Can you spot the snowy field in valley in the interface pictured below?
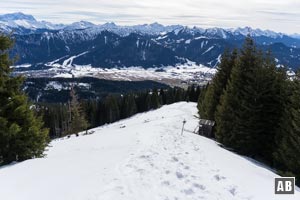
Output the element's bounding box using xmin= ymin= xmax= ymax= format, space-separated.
xmin=13 ymin=61 xmax=216 ymax=86
xmin=0 ymin=102 xmax=299 ymax=200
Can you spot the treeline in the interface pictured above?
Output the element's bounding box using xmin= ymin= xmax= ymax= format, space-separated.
xmin=39 ymin=85 xmax=202 ymax=139
xmin=198 ymin=37 xmax=300 ymax=186
xmin=23 ymin=77 xmax=170 ymax=103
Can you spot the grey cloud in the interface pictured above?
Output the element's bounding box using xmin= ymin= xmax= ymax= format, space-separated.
xmin=258 ymin=10 xmax=300 ymax=17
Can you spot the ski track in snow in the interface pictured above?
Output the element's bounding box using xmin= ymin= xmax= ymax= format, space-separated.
xmin=62 ymin=51 xmax=88 ymax=67
xmin=0 ymin=102 xmax=299 ymax=200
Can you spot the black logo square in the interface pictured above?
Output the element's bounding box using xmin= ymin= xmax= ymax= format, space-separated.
xmin=275 ymin=177 xmax=295 ymax=194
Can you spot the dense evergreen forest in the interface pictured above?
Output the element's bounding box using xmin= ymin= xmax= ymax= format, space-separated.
xmin=23 ymin=77 xmax=170 ymax=103
xmin=198 ymin=36 xmax=300 ymax=186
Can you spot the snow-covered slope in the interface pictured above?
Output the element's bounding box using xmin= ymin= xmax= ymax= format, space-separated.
xmin=0 ymin=102 xmax=299 ymax=200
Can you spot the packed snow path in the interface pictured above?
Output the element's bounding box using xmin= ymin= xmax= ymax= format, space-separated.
xmin=0 ymin=102 xmax=299 ymax=200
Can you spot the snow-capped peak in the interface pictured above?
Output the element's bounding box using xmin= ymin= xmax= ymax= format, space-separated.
xmin=0 ymin=12 xmax=63 ymax=30
xmin=290 ymin=33 xmax=300 ymax=39
xmin=233 ymin=26 xmax=283 ymax=38
xmin=64 ymin=21 xmax=96 ymax=30
xmin=0 ymin=12 xmax=291 ymax=40
xmin=0 ymin=12 xmax=36 ymax=21
xmin=205 ymin=27 xmax=229 ymax=39
xmin=148 ymin=22 xmax=165 ymax=29
xmin=102 ymin=22 xmax=118 ymax=28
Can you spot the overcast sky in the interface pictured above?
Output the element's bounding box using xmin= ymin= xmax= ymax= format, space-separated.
xmin=1 ymin=0 xmax=300 ymax=34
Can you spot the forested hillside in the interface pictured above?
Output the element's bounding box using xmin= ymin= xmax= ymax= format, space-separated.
xmin=198 ymin=36 xmax=300 ymax=186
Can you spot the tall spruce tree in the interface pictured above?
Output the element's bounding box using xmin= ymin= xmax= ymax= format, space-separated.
xmin=159 ymin=88 xmax=167 ymax=105
xmin=274 ymin=75 xmax=300 ymax=185
xmin=104 ymin=95 xmax=120 ymax=123
xmin=121 ymin=94 xmax=138 ymax=119
xmin=65 ymin=86 xmax=88 ymax=135
xmin=215 ymin=37 xmax=285 ymax=161
xmin=198 ymin=49 xmax=237 ymax=121
xmin=150 ymin=89 xmax=161 ymax=109
xmin=0 ymin=35 xmax=49 ymax=164
xmin=84 ymin=100 xmax=98 ymax=128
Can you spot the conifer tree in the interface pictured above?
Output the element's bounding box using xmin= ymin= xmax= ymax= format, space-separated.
xmin=174 ymin=87 xmax=184 ymax=102
xmin=104 ymin=95 xmax=120 ymax=123
xmin=198 ymin=49 xmax=237 ymax=121
xmin=0 ymin=35 xmax=49 ymax=164
xmin=121 ymin=94 xmax=138 ymax=118
xmin=165 ymin=88 xmax=175 ymax=104
xmin=159 ymin=88 xmax=167 ymax=105
xmin=150 ymin=89 xmax=161 ymax=109
xmin=197 ymin=83 xmax=209 ymax=116
xmin=135 ymin=91 xmax=148 ymax=112
xmin=84 ymin=100 xmax=98 ymax=128
xmin=145 ymin=92 xmax=152 ymax=110
xmin=195 ymin=86 xmax=201 ymax=99
xmin=215 ymin=37 xmax=285 ymax=160
xmin=65 ymin=86 xmax=88 ymax=135
xmin=274 ymin=75 xmax=300 ymax=185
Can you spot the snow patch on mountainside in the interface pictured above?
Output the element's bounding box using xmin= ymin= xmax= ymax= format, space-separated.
xmin=62 ymin=51 xmax=89 ymax=67
xmin=45 ymin=81 xmax=63 ymax=91
xmin=202 ymin=46 xmax=214 ymax=55
xmin=0 ymin=102 xmax=299 ymax=200
xmin=11 ymin=64 xmax=32 ymax=69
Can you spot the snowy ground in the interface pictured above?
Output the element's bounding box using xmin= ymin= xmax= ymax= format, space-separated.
xmin=0 ymin=102 xmax=299 ymax=200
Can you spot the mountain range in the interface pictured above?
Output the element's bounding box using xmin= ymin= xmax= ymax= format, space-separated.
xmin=1 ymin=12 xmax=300 ymax=73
